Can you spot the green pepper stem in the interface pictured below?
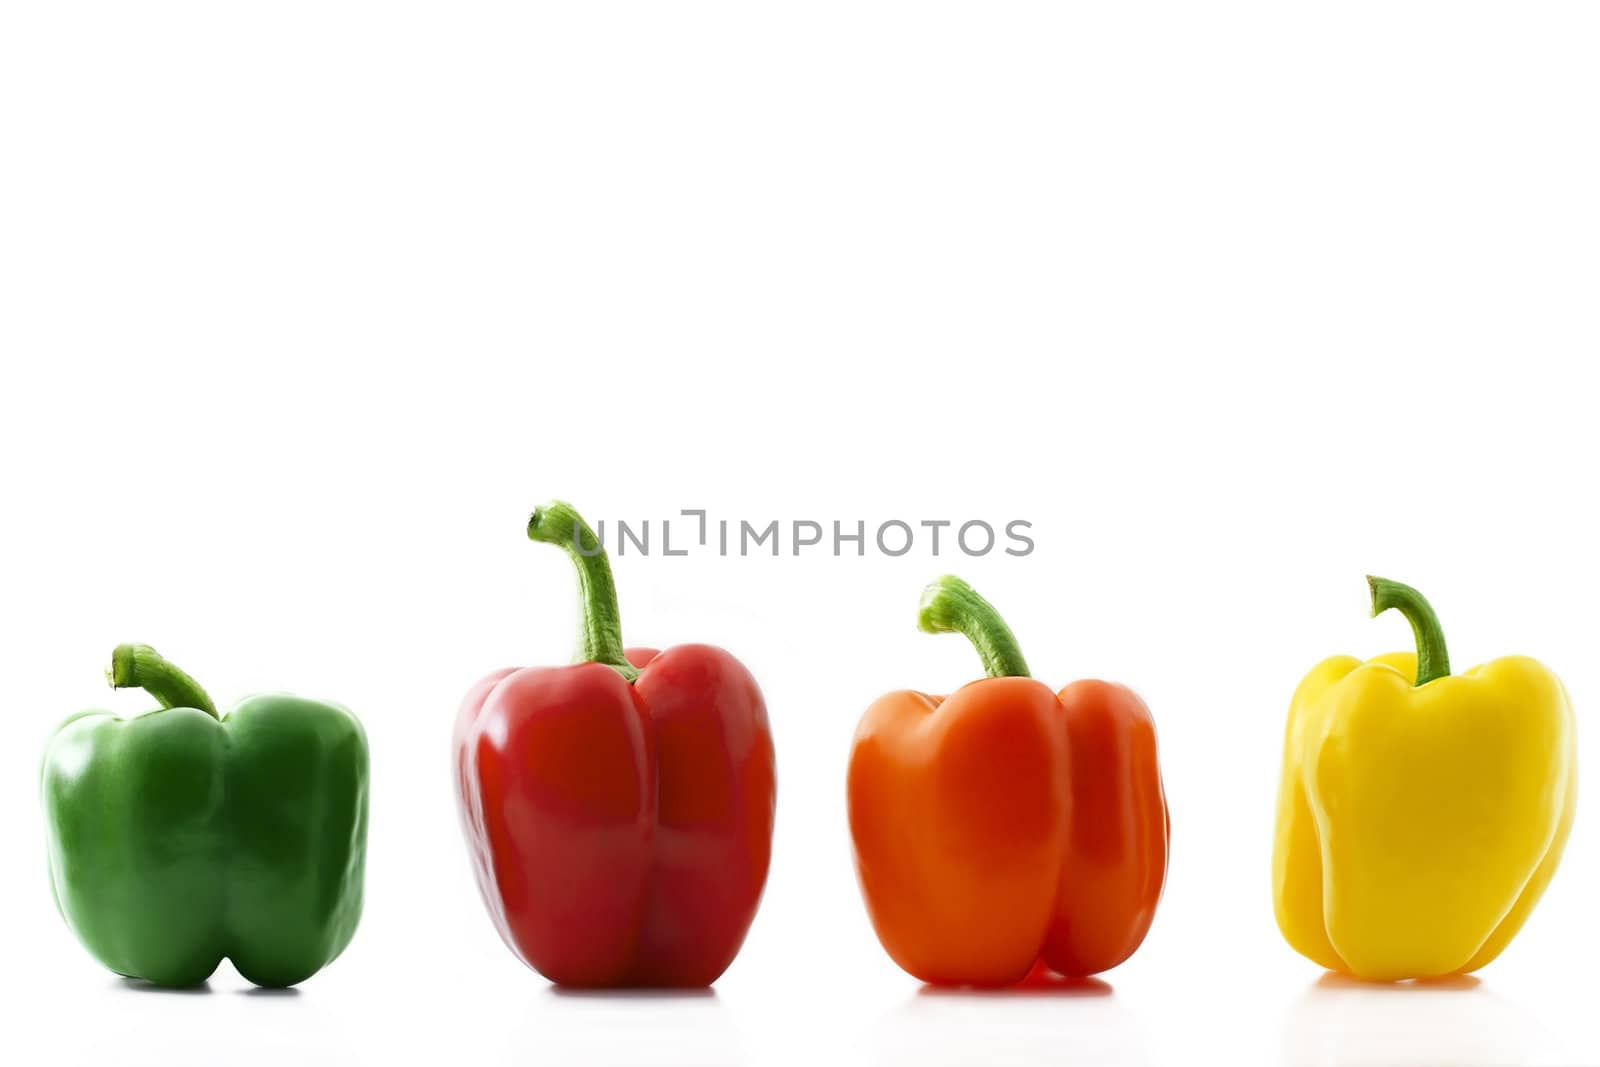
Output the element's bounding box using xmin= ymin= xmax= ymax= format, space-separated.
xmin=108 ymin=644 xmax=219 ymax=718
xmin=1367 ymin=575 xmax=1451 ymax=686
xmin=528 ymin=501 xmax=639 ymax=683
xmin=917 ymin=575 xmax=1031 ymax=678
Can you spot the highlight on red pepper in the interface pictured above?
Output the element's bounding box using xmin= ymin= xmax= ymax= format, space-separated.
xmin=848 ymin=576 xmax=1169 ymax=987
xmin=454 ymin=500 xmax=776 ymax=988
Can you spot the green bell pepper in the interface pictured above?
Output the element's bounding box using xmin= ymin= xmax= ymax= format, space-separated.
xmin=41 ymin=644 xmax=369 ymax=988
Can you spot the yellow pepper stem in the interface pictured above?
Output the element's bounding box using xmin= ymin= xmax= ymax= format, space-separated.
xmin=1367 ymin=575 xmax=1451 ymax=686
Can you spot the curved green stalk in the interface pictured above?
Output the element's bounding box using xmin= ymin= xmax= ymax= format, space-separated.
xmin=528 ymin=501 xmax=639 ymax=683
xmin=917 ymin=575 xmax=1030 ymax=678
xmin=1367 ymin=575 xmax=1451 ymax=686
xmin=108 ymin=644 xmax=219 ymax=718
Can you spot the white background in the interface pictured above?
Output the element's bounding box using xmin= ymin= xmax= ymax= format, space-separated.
xmin=2 ymin=2 xmax=1597 ymax=1064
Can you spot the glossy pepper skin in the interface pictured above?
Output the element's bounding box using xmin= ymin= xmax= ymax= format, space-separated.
xmin=455 ymin=501 xmax=776 ymax=987
xmin=1274 ymin=576 xmax=1576 ymax=982
xmin=41 ymin=645 xmax=369 ymax=988
xmin=848 ymin=576 xmax=1169 ymax=986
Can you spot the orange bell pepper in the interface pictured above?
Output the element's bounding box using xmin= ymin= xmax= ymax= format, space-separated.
xmin=847 ymin=576 xmax=1169 ymax=986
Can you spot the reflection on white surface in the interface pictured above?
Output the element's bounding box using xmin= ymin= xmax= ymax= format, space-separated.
xmin=1285 ymin=973 xmax=1545 ymax=1067
xmin=64 ymin=971 xmax=363 ymax=1067
xmin=512 ymin=987 xmax=746 ymax=1067
xmin=870 ymin=976 xmax=1148 ymax=1067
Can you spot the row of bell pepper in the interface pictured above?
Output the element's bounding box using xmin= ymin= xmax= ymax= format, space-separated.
xmin=40 ymin=501 xmax=1576 ymax=989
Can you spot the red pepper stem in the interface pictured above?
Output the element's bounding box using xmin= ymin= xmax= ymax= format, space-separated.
xmin=917 ymin=575 xmax=1031 ymax=678
xmin=527 ymin=501 xmax=640 ymax=683
xmin=107 ymin=644 xmax=220 ymax=718
xmin=1367 ymin=575 xmax=1451 ymax=686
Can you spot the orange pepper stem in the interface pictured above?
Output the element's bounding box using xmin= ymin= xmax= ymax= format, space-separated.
xmin=528 ymin=500 xmax=640 ymax=683
xmin=917 ymin=575 xmax=1030 ymax=678
xmin=1367 ymin=574 xmax=1451 ymax=686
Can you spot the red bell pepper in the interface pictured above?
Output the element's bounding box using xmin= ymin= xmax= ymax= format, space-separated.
xmin=454 ymin=501 xmax=776 ymax=987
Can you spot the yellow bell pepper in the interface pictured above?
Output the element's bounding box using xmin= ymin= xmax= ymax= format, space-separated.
xmin=1273 ymin=576 xmax=1576 ymax=981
